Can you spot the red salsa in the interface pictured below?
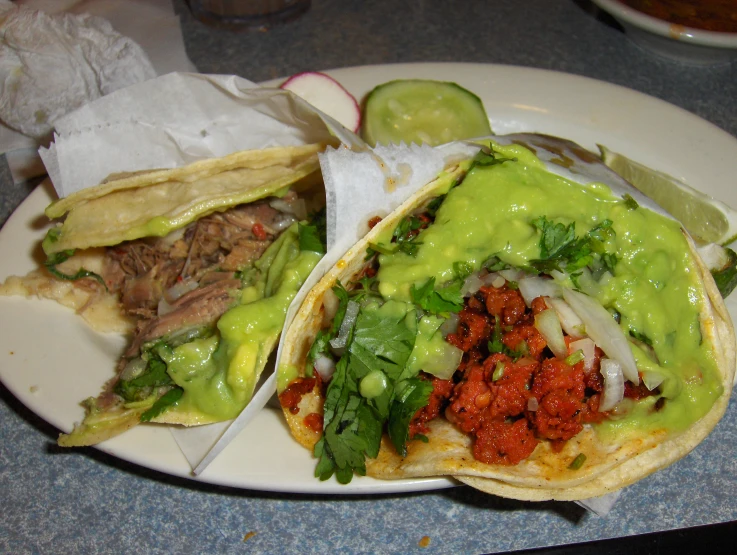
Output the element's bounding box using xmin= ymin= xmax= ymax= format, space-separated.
xmin=621 ymin=1 xmax=737 ymax=33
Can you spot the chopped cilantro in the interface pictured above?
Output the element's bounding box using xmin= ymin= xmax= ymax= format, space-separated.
xmin=387 ymin=378 xmax=433 ymax=456
xmin=529 ymin=216 xmax=618 ymax=276
xmin=568 ymin=453 xmax=587 ymax=470
xmin=349 ymin=274 xmax=381 ymax=302
xmin=482 ymin=254 xmax=510 ymax=272
xmin=298 ymin=222 xmax=325 ymax=254
xmin=711 ymin=246 xmax=737 ymax=298
xmin=45 ymin=250 xmax=106 ymax=289
xmin=453 ymin=261 xmax=474 ymax=281
xmin=425 ymin=194 xmax=446 ymax=219
xmin=410 ymin=277 xmax=464 ymax=315
xmin=487 ymin=315 xmax=527 ymax=360
xmin=472 ymin=149 xmax=517 ymax=168
xmin=140 ymin=387 xmax=183 ymax=422
xmin=315 ymin=298 xmax=434 ymax=483
xmin=629 ymin=329 xmax=653 ymax=347
xmin=622 ymin=194 xmax=639 ymax=210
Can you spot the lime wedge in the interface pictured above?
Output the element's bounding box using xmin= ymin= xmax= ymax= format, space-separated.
xmin=599 ymin=145 xmax=737 ymax=246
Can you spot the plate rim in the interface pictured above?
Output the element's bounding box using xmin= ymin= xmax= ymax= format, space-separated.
xmin=2 ymin=61 xmax=737 ymax=495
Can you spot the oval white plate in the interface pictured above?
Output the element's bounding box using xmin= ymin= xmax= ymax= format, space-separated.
xmin=592 ymin=0 xmax=737 ymax=65
xmin=2 ymin=62 xmax=737 ymax=494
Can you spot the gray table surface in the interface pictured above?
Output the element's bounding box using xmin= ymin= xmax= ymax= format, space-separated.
xmin=2 ymin=1 xmax=737 ymax=553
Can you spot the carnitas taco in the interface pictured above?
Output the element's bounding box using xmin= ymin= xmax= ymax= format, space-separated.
xmin=276 ymin=134 xmax=735 ymax=500
xmin=1 ymin=143 xmax=331 ymax=446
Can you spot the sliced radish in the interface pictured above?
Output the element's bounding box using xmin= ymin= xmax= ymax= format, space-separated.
xmin=281 ymin=71 xmax=361 ymax=132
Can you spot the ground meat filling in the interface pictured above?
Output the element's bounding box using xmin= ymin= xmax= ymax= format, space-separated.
xmin=407 ymin=282 xmax=630 ymax=466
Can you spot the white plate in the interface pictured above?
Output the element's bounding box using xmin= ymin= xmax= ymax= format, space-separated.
xmin=592 ymin=0 xmax=737 ymax=65
xmin=2 ymin=62 xmax=737 ymax=494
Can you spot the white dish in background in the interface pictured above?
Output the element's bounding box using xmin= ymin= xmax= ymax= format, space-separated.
xmin=592 ymin=0 xmax=737 ymax=65
xmin=1 ymin=62 xmax=737 ymax=494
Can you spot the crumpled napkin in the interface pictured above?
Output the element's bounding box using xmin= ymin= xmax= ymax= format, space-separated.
xmin=0 ymin=0 xmax=156 ymax=141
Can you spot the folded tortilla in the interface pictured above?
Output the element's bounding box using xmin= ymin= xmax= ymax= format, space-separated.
xmin=276 ymin=135 xmax=735 ymax=500
xmin=2 ymin=143 xmax=332 ymax=446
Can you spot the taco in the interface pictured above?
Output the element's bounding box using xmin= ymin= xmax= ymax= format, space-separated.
xmin=1 ymin=142 xmax=332 ymax=446
xmin=276 ymin=134 xmax=735 ymax=500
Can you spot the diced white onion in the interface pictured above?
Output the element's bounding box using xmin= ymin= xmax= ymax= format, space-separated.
xmin=159 ymin=279 xmax=199 ymax=316
xmin=158 ymin=298 xmax=173 ymax=316
xmin=545 ymin=297 xmax=586 ymax=339
xmin=499 ymin=269 xmax=524 ymax=282
xmin=697 ymin=243 xmax=730 ymax=271
xmin=119 ymin=358 xmax=148 ymax=381
xmin=329 ymin=300 xmax=360 ymax=351
xmin=490 ymin=274 xmax=506 ymax=288
xmin=569 ymin=338 xmax=597 ymax=373
xmin=642 ymin=370 xmax=665 ymax=391
xmin=518 ymin=276 xmax=562 ymax=307
xmin=270 ymin=198 xmax=308 ymax=220
xmin=165 ymin=279 xmax=199 ymax=301
xmin=461 ymin=273 xmax=484 ymax=297
xmin=599 ymin=358 xmax=625 ymax=412
xmin=271 ymin=214 xmax=299 ymax=232
xmin=314 ymin=355 xmax=336 ymax=382
xmin=534 ymin=309 xmax=568 ymax=359
xmin=561 ymin=288 xmax=639 ymax=384
xmin=527 ymin=397 xmax=539 ymax=411
xmin=439 ymin=312 xmax=460 ymax=335
xmin=550 ymin=270 xmax=567 ymax=282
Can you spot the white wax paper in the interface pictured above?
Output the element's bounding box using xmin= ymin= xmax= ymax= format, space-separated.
xmin=39 ymin=72 xmax=362 ymax=198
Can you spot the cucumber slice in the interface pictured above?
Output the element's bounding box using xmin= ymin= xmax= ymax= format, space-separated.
xmin=361 ymin=79 xmax=492 ymax=146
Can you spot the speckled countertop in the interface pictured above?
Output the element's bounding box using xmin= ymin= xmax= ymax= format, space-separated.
xmin=1 ymin=1 xmax=737 ymax=553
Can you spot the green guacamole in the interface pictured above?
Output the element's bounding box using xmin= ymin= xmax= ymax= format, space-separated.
xmin=376 ymin=142 xmax=723 ymax=438
xmin=163 ymin=224 xmax=322 ymax=421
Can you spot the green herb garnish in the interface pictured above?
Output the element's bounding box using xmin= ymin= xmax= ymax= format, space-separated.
xmin=298 ymin=222 xmax=326 ymax=254
xmin=140 ymin=387 xmax=184 ymax=422
xmin=44 ymin=250 xmax=106 ymax=288
xmin=568 ymin=453 xmax=587 ymax=470
xmin=529 ymin=216 xmax=618 ymax=276
xmin=410 ymin=277 xmax=464 ymax=315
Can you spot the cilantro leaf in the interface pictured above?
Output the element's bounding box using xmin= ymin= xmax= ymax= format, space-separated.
xmin=532 ymin=216 xmax=579 ymax=261
xmin=298 ymin=222 xmax=325 ymax=254
xmin=483 ymin=254 xmax=511 ymax=272
xmin=487 ymin=315 xmax=527 ymax=360
xmin=45 ymin=250 xmax=106 ymax=289
xmin=711 ymin=246 xmax=737 ymax=298
xmin=348 ymin=304 xmax=416 ymax=382
xmin=140 ymin=387 xmax=183 ymax=422
xmin=629 ymin=329 xmax=653 ymax=347
xmin=530 ymin=216 xmax=618 ymax=276
xmin=393 ymin=215 xmax=424 ymax=244
xmin=315 ymin=356 xmax=382 ymax=483
xmin=387 ymin=378 xmax=434 ymax=457
xmin=472 ymin=149 xmax=517 ymax=168
xmin=349 ymin=274 xmax=381 ymax=302
xmin=425 ymin=194 xmax=446 ymax=219
xmin=411 ymin=277 xmax=464 ymax=315
xmin=622 ymin=194 xmax=639 ymax=210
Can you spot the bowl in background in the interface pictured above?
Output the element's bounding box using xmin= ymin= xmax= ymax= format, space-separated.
xmin=591 ymin=0 xmax=737 ymax=65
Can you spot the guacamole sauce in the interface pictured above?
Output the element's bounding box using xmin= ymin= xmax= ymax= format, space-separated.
xmin=377 ymin=142 xmax=723 ymax=438
xmin=164 ymin=224 xmax=322 ymax=420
